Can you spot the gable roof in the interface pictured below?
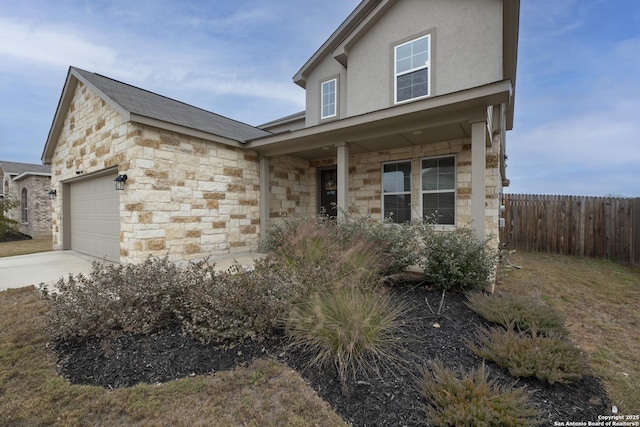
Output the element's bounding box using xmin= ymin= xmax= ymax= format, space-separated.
xmin=42 ymin=67 xmax=271 ymax=164
xmin=0 ymin=160 xmax=51 ymax=176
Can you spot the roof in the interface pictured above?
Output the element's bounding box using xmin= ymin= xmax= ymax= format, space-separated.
xmin=258 ymin=111 xmax=305 ymax=129
xmin=43 ymin=67 xmax=272 ymax=163
xmin=0 ymin=160 xmax=51 ymax=176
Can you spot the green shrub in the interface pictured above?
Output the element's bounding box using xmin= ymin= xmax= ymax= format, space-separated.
xmin=286 ymin=286 xmax=408 ymax=394
xmin=466 ymin=292 xmax=568 ymax=337
xmin=418 ymin=226 xmax=497 ymax=292
xmin=468 ymin=326 xmax=589 ymax=384
xmin=40 ymin=257 xmax=293 ymax=344
xmin=177 ymin=262 xmax=292 ymax=344
xmin=262 ymin=214 xmax=419 ymax=280
xmin=0 ymin=196 xmax=19 ymax=236
xmin=40 ymin=256 xmax=185 ymax=339
xmin=419 ymin=360 xmax=540 ymax=427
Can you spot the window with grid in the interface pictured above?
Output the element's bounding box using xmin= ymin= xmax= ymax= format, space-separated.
xmin=421 ymin=156 xmax=455 ymax=225
xmin=21 ymin=188 xmax=28 ymax=223
xmin=395 ymin=34 xmax=430 ymax=103
xmin=321 ymin=78 xmax=337 ymax=119
xmin=383 ymin=161 xmax=412 ymax=223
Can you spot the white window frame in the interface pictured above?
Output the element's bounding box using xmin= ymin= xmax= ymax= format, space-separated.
xmin=382 ymin=160 xmax=412 ymax=224
xmin=321 ymin=78 xmax=337 ymax=120
xmin=394 ymin=34 xmax=431 ymax=104
xmin=420 ymin=155 xmax=456 ymax=226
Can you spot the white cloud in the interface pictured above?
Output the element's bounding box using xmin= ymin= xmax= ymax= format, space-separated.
xmin=0 ymin=17 xmax=117 ymax=70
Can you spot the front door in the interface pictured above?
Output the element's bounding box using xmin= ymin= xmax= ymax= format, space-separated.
xmin=319 ymin=168 xmax=337 ymax=217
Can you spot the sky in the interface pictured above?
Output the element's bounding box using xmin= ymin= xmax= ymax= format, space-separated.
xmin=0 ymin=0 xmax=638 ymax=197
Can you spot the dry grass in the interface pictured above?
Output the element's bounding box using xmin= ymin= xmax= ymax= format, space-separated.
xmin=498 ymin=251 xmax=640 ymax=412
xmin=0 ymin=286 xmax=347 ymax=426
xmin=0 ymin=237 xmax=52 ymax=257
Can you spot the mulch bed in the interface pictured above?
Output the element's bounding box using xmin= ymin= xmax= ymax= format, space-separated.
xmin=0 ymin=230 xmax=32 ymax=242
xmin=53 ymin=282 xmax=610 ymax=426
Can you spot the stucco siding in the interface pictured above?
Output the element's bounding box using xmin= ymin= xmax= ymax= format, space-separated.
xmin=305 ymin=0 xmax=503 ymax=118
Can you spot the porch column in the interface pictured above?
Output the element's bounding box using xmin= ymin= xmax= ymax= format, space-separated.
xmin=336 ymin=142 xmax=349 ymax=220
xmin=259 ymin=155 xmax=270 ymax=241
xmin=471 ymin=120 xmax=487 ymax=242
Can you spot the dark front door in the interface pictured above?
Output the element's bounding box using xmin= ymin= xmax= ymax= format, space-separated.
xmin=319 ymin=168 xmax=337 ymax=217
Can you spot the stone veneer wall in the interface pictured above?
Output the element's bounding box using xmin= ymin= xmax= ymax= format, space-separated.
xmin=123 ymin=125 xmax=261 ymax=263
xmin=269 ymin=155 xmax=314 ymax=220
xmin=50 ymin=81 xmax=262 ymax=263
xmin=16 ymin=175 xmax=52 ymax=239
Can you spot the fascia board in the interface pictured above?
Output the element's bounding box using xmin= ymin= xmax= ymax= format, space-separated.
xmin=41 ymin=68 xmax=132 ymax=165
xmin=13 ymin=171 xmax=52 ymax=181
xmin=333 ymin=0 xmax=395 ymax=67
xmin=293 ymin=0 xmax=380 ymax=88
xmin=247 ymin=80 xmax=513 ymax=152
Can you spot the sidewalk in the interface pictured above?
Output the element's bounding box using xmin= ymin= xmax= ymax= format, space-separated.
xmin=0 ymin=251 xmax=265 ymax=292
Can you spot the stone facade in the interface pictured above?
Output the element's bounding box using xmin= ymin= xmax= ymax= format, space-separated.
xmin=2 ymin=171 xmax=52 ymax=239
xmin=50 ymin=81 xmax=262 ymax=264
xmin=273 ymin=137 xmax=502 ymax=247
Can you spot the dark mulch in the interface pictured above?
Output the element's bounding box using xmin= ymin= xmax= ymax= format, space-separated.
xmin=0 ymin=230 xmax=32 ymax=242
xmin=54 ymin=282 xmax=610 ymax=426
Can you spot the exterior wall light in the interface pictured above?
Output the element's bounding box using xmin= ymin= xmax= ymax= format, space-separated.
xmin=114 ymin=174 xmax=128 ymax=191
xmin=47 ymin=189 xmax=57 ymax=200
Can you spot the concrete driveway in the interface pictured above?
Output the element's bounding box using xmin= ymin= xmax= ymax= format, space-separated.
xmin=0 ymin=251 xmax=265 ymax=292
xmin=0 ymin=251 xmax=99 ymax=291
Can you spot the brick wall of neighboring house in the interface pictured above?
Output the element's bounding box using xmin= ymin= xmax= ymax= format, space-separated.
xmin=50 ymin=81 xmax=263 ymax=264
xmin=16 ymin=175 xmax=52 ymax=239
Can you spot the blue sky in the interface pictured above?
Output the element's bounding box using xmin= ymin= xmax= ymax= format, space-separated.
xmin=0 ymin=0 xmax=638 ymax=197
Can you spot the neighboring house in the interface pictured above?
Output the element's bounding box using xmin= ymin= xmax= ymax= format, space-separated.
xmin=42 ymin=0 xmax=519 ymax=264
xmin=0 ymin=160 xmax=52 ymax=239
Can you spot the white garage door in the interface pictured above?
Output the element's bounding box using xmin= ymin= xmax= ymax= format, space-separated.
xmin=69 ymin=173 xmax=120 ymax=262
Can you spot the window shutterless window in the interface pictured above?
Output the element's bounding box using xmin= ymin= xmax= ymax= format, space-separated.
xmin=421 ymin=156 xmax=455 ymax=225
xmin=395 ymin=34 xmax=430 ymax=103
xmin=382 ymin=161 xmax=412 ymax=223
xmin=321 ymin=78 xmax=337 ymax=119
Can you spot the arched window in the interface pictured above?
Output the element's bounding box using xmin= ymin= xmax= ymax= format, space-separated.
xmin=21 ymin=188 xmax=28 ymax=223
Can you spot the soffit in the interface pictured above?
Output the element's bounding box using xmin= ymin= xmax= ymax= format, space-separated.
xmin=247 ymin=80 xmax=512 ymax=161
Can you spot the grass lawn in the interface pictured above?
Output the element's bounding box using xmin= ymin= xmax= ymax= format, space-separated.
xmin=1 ymin=249 xmax=638 ymax=424
xmin=497 ymin=251 xmax=640 ymax=413
xmin=0 ymin=237 xmax=52 ymax=258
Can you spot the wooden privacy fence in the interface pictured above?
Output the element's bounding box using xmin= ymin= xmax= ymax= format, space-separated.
xmin=500 ymin=194 xmax=640 ymax=267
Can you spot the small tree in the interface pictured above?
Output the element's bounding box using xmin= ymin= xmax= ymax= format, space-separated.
xmin=0 ymin=195 xmax=19 ymax=236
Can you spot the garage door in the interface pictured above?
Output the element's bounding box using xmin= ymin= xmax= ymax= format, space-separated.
xmin=69 ymin=173 xmax=120 ymax=262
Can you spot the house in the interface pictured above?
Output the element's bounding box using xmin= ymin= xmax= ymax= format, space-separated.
xmin=42 ymin=0 xmax=519 ymax=264
xmin=0 ymin=160 xmax=52 ymax=239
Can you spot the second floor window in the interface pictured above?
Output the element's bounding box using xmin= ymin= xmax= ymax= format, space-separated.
xmin=321 ymin=78 xmax=337 ymax=119
xmin=395 ymin=34 xmax=430 ymax=103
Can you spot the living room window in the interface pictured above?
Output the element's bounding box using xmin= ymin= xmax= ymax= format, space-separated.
xmin=321 ymin=78 xmax=337 ymax=119
xmin=421 ymin=156 xmax=455 ymax=225
xmin=383 ymin=161 xmax=412 ymax=223
xmin=395 ymin=34 xmax=430 ymax=103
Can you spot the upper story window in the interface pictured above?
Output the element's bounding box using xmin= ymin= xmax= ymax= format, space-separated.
xmin=395 ymin=34 xmax=430 ymax=103
xmin=383 ymin=161 xmax=412 ymax=223
xmin=421 ymin=156 xmax=455 ymax=225
xmin=321 ymin=78 xmax=337 ymax=119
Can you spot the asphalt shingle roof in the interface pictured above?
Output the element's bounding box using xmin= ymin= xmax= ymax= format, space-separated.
xmin=72 ymin=67 xmax=272 ymax=143
xmin=0 ymin=160 xmax=51 ymax=175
